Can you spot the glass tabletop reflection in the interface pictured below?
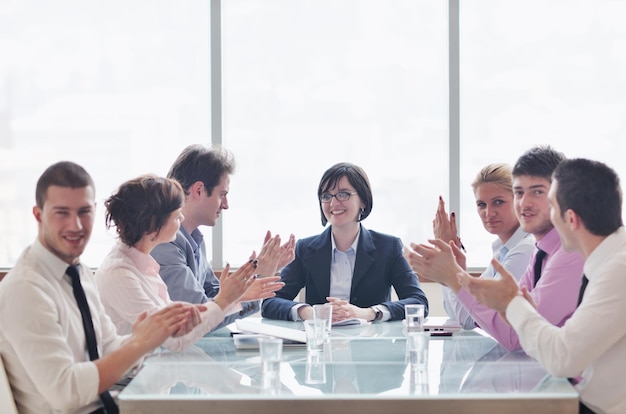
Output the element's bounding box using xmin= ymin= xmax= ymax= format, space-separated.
xmin=121 ymin=320 xmax=577 ymax=400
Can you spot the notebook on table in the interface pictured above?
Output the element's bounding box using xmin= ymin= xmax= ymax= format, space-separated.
xmin=232 ymin=334 xmax=306 ymax=349
xmin=235 ymin=319 xmax=307 ymax=343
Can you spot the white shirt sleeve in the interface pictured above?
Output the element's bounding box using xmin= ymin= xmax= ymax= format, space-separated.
xmin=97 ymin=264 xmax=225 ymax=352
xmin=0 ymin=276 xmax=102 ymax=412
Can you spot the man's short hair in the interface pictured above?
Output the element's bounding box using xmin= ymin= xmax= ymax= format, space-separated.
xmin=554 ymin=158 xmax=623 ymax=236
xmin=512 ymin=145 xmax=566 ymax=181
xmin=35 ymin=161 xmax=95 ymax=208
xmin=167 ymin=144 xmax=235 ymax=196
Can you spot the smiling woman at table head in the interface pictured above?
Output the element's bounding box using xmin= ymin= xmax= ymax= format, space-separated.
xmin=95 ymin=175 xmax=260 ymax=352
xmin=261 ymin=162 xmax=429 ymax=323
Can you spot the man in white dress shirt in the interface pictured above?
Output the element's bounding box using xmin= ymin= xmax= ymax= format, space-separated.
xmin=458 ymin=158 xmax=626 ymax=414
xmin=0 ymin=161 xmax=201 ymax=414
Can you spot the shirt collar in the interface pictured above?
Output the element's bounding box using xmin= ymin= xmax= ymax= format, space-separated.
xmin=504 ymin=226 xmax=533 ymax=250
xmin=180 ymin=225 xmax=204 ymax=249
xmin=331 ymin=227 xmax=360 ymax=254
xmin=535 ymin=227 xmax=561 ymax=255
xmin=119 ymin=241 xmax=160 ymax=275
xmin=490 ymin=227 xmax=532 ymax=259
xmin=31 ymin=238 xmax=80 ymax=283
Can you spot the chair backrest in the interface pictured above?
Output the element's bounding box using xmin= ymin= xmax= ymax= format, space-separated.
xmin=0 ymin=355 xmax=18 ymax=414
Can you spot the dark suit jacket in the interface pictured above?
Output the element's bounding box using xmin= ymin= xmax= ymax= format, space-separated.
xmin=262 ymin=225 xmax=428 ymax=321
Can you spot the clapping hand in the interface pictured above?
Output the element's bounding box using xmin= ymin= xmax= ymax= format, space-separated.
xmin=255 ymin=231 xmax=296 ymax=277
xmin=456 ymin=258 xmax=521 ymax=314
xmin=433 ymin=196 xmax=464 ymax=252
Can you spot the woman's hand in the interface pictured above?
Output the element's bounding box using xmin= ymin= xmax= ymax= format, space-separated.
xmin=131 ymin=304 xmax=195 ymax=349
xmin=212 ymin=260 xmax=256 ymax=311
xmin=171 ymin=303 xmax=208 ymax=337
xmin=276 ymin=233 xmax=296 ymax=271
xmin=433 ymin=196 xmax=462 ymax=249
xmin=254 ymin=232 xmax=282 ymax=277
xmin=254 ymin=231 xmax=297 ymax=277
xmin=239 ymin=275 xmax=284 ymax=302
xmin=326 ymin=297 xmax=375 ymax=322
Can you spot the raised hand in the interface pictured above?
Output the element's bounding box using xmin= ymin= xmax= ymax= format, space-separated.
xmin=255 ymin=232 xmax=283 ymax=277
xmin=433 ymin=196 xmax=463 ymax=250
xmin=276 ymin=233 xmax=296 ymax=271
xmin=456 ymin=258 xmax=520 ymax=314
xmin=403 ymin=239 xmax=464 ymax=291
xmin=213 ymin=260 xmax=256 ymax=311
xmin=239 ymin=275 xmax=285 ymax=302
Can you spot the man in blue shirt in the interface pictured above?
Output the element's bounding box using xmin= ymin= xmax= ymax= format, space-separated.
xmin=151 ymin=144 xmax=293 ymax=326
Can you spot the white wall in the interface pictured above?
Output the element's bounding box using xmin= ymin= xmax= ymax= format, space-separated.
xmin=420 ymin=283 xmax=445 ymax=317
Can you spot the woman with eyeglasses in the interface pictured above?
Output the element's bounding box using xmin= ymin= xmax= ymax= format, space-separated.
xmin=261 ymin=162 xmax=429 ymax=322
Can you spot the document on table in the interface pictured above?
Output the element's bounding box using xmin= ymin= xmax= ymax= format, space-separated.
xmin=233 ymin=334 xmax=305 ymax=349
xmin=332 ymin=318 xmax=369 ymax=327
xmin=235 ymin=319 xmax=307 ymax=343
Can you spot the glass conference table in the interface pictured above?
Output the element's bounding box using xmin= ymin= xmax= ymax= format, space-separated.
xmin=118 ymin=319 xmax=578 ymax=414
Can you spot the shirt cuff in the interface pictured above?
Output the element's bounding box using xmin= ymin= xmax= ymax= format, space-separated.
xmin=374 ymin=304 xmax=391 ymax=322
xmin=290 ymin=303 xmax=310 ymax=321
xmin=505 ymin=295 xmax=534 ymax=330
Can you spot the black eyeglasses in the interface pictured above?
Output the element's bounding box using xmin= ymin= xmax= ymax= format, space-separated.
xmin=320 ymin=191 xmax=357 ymax=203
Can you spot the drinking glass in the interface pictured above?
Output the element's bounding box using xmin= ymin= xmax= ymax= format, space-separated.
xmin=406 ymin=331 xmax=429 ymax=370
xmin=258 ymin=336 xmax=282 ymax=391
xmin=305 ymin=352 xmax=327 ymax=384
xmin=303 ymin=319 xmax=325 ymax=354
xmin=313 ymin=303 xmax=332 ymax=342
xmin=404 ymin=304 xmax=425 ymax=333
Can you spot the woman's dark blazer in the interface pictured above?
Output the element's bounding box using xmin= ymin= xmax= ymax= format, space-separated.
xmin=261 ymin=225 xmax=429 ymax=321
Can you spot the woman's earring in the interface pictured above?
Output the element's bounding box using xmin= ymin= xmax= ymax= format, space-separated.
xmin=358 ymin=208 xmax=365 ymax=221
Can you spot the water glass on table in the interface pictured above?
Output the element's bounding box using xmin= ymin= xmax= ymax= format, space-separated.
xmin=406 ymin=331 xmax=429 ymax=371
xmin=312 ymin=303 xmax=332 ymax=342
xmin=258 ymin=336 xmax=283 ymax=391
xmin=303 ymin=319 xmax=326 ymax=354
xmin=404 ymin=304 xmax=425 ymax=333
xmin=305 ymin=352 xmax=327 ymax=385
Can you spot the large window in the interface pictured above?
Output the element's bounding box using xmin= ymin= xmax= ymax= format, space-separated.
xmin=0 ymin=0 xmax=211 ymax=266
xmin=221 ymin=1 xmax=448 ymax=265
xmin=460 ymin=0 xmax=626 ymax=266
xmin=1 ymin=1 xmax=625 ymax=270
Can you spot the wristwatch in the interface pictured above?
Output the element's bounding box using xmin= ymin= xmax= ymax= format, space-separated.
xmin=371 ymin=306 xmax=383 ymax=322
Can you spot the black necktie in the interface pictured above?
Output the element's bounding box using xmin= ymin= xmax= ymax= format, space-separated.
xmin=66 ymin=265 xmax=119 ymax=414
xmin=577 ymin=274 xmax=589 ymax=307
xmin=566 ymin=274 xmax=591 ymax=387
xmin=532 ymin=248 xmax=547 ymax=287
xmin=567 ymin=274 xmax=591 ymax=387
